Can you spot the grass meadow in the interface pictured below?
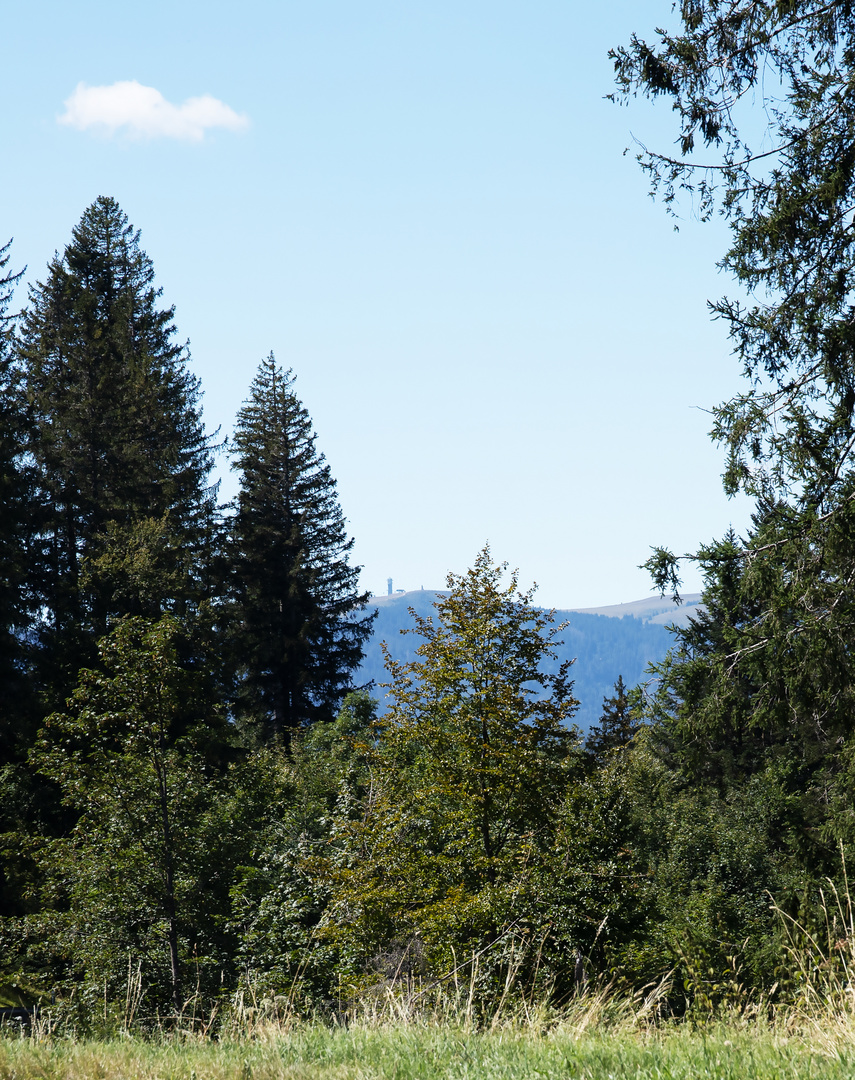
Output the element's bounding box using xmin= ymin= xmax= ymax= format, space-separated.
xmin=4 ymin=981 xmax=855 ymax=1080
xmin=4 ymin=886 xmax=855 ymax=1080
xmin=2 ymin=1021 xmax=855 ymax=1080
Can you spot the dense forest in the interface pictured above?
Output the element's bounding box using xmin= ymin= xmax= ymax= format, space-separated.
xmin=6 ymin=0 xmax=855 ymax=1029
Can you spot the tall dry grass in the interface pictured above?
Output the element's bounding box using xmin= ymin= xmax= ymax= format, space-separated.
xmin=769 ymin=844 xmax=855 ymax=1053
xmin=7 ymin=858 xmax=855 ymax=1077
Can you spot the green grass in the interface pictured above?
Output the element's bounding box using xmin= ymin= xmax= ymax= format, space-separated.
xmin=1 ymin=1024 xmax=853 ymax=1080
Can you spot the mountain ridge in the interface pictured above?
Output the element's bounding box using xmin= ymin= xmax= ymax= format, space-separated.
xmin=357 ymin=591 xmax=704 ymax=730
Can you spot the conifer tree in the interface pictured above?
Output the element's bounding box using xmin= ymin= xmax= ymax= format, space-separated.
xmin=613 ymin=3 xmax=855 ymax=870
xmin=585 ymin=675 xmax=639 ymax=762
xmin=229 ymin=354 xmax=373 ymax=740
xmin=0 ymin=239 xmax=42 ymax=919
xmin=18 ymin=198 xmax=218 ymax=707
xmin=0 ymin=239 xmax=31 ymax=727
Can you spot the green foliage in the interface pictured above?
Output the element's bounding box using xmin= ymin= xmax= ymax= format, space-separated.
xmin=11 ymin=616 xmax=240 ymax=1015
xmin=615 ymin=0 xmax=855 ymax=930
xmin=531 ymin=754 xmax=653 ymax=998
xmin=18 ymin=197 xmax=218 ymax=710
xmin=228 ymin=692 xmax=379 ymax=1005
xmin=614 ymin=731 xmax=799 ymax=1009
xmin=584 ymin=677 xmax=640 ymax=762
xmin=321 ymin=547 xmax=583 ymax=996
xmin=228 ymin=355 xmax=374 ymax=741
xmin=642 ymin=508 xmax=855 ymax=880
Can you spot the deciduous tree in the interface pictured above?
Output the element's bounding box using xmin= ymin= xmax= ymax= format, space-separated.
xmin=324 ymin=547 xmax=581 ymax=986
xmin=26 ymin=616 xmax=237 ymax=1015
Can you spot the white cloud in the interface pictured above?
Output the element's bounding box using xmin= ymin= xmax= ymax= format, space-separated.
xmin=59 ymin=81 xmax=250 ymax=142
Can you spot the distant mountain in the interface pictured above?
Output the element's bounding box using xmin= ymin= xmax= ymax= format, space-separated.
xmin=356 ymin=590 xmax=702 ymax=731
xmin=568 ymin=594 xmax=703 ymax=627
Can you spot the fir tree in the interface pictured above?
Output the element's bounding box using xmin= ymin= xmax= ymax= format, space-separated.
xmin=0 ymin=239 xmax=31 ymax=726
xmin=18 ymin=197 xmax=218 ymax=707
xmin=0 ymin=239 xmax=42 ymax=919
xmin=229 ymin=354 xmax=374 ymax=740
xmin=585 ymin=675 xmax=639 ymax=761
xmin=613 ymin=3 xmax=855 ymax=871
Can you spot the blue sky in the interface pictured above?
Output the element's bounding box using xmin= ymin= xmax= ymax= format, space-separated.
xmin=4 ymin=0 xmax=754 ymax=607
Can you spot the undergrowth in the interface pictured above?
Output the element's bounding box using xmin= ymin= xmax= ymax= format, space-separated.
xmin=4 ymin=858 xmax=855 ymax=1077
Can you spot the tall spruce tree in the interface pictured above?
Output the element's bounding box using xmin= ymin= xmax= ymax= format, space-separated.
xmin=0 ymin=239 xmax=31 ymax=728
xmin=229 ymin=354 xmax=374 ymax=740
xmin=228 ymin=354 xmax=371 ymax=743
xmin=18 ymin=197 xmax=218 ymax=708
xmin=0 ymin=239 xmax=42 ymax=919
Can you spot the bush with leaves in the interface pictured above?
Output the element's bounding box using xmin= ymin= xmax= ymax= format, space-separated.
xmin=610 ymin=729 xmax=805 ymax=1010
xmin=228 ymin=691 xmax=378 ymax=1008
